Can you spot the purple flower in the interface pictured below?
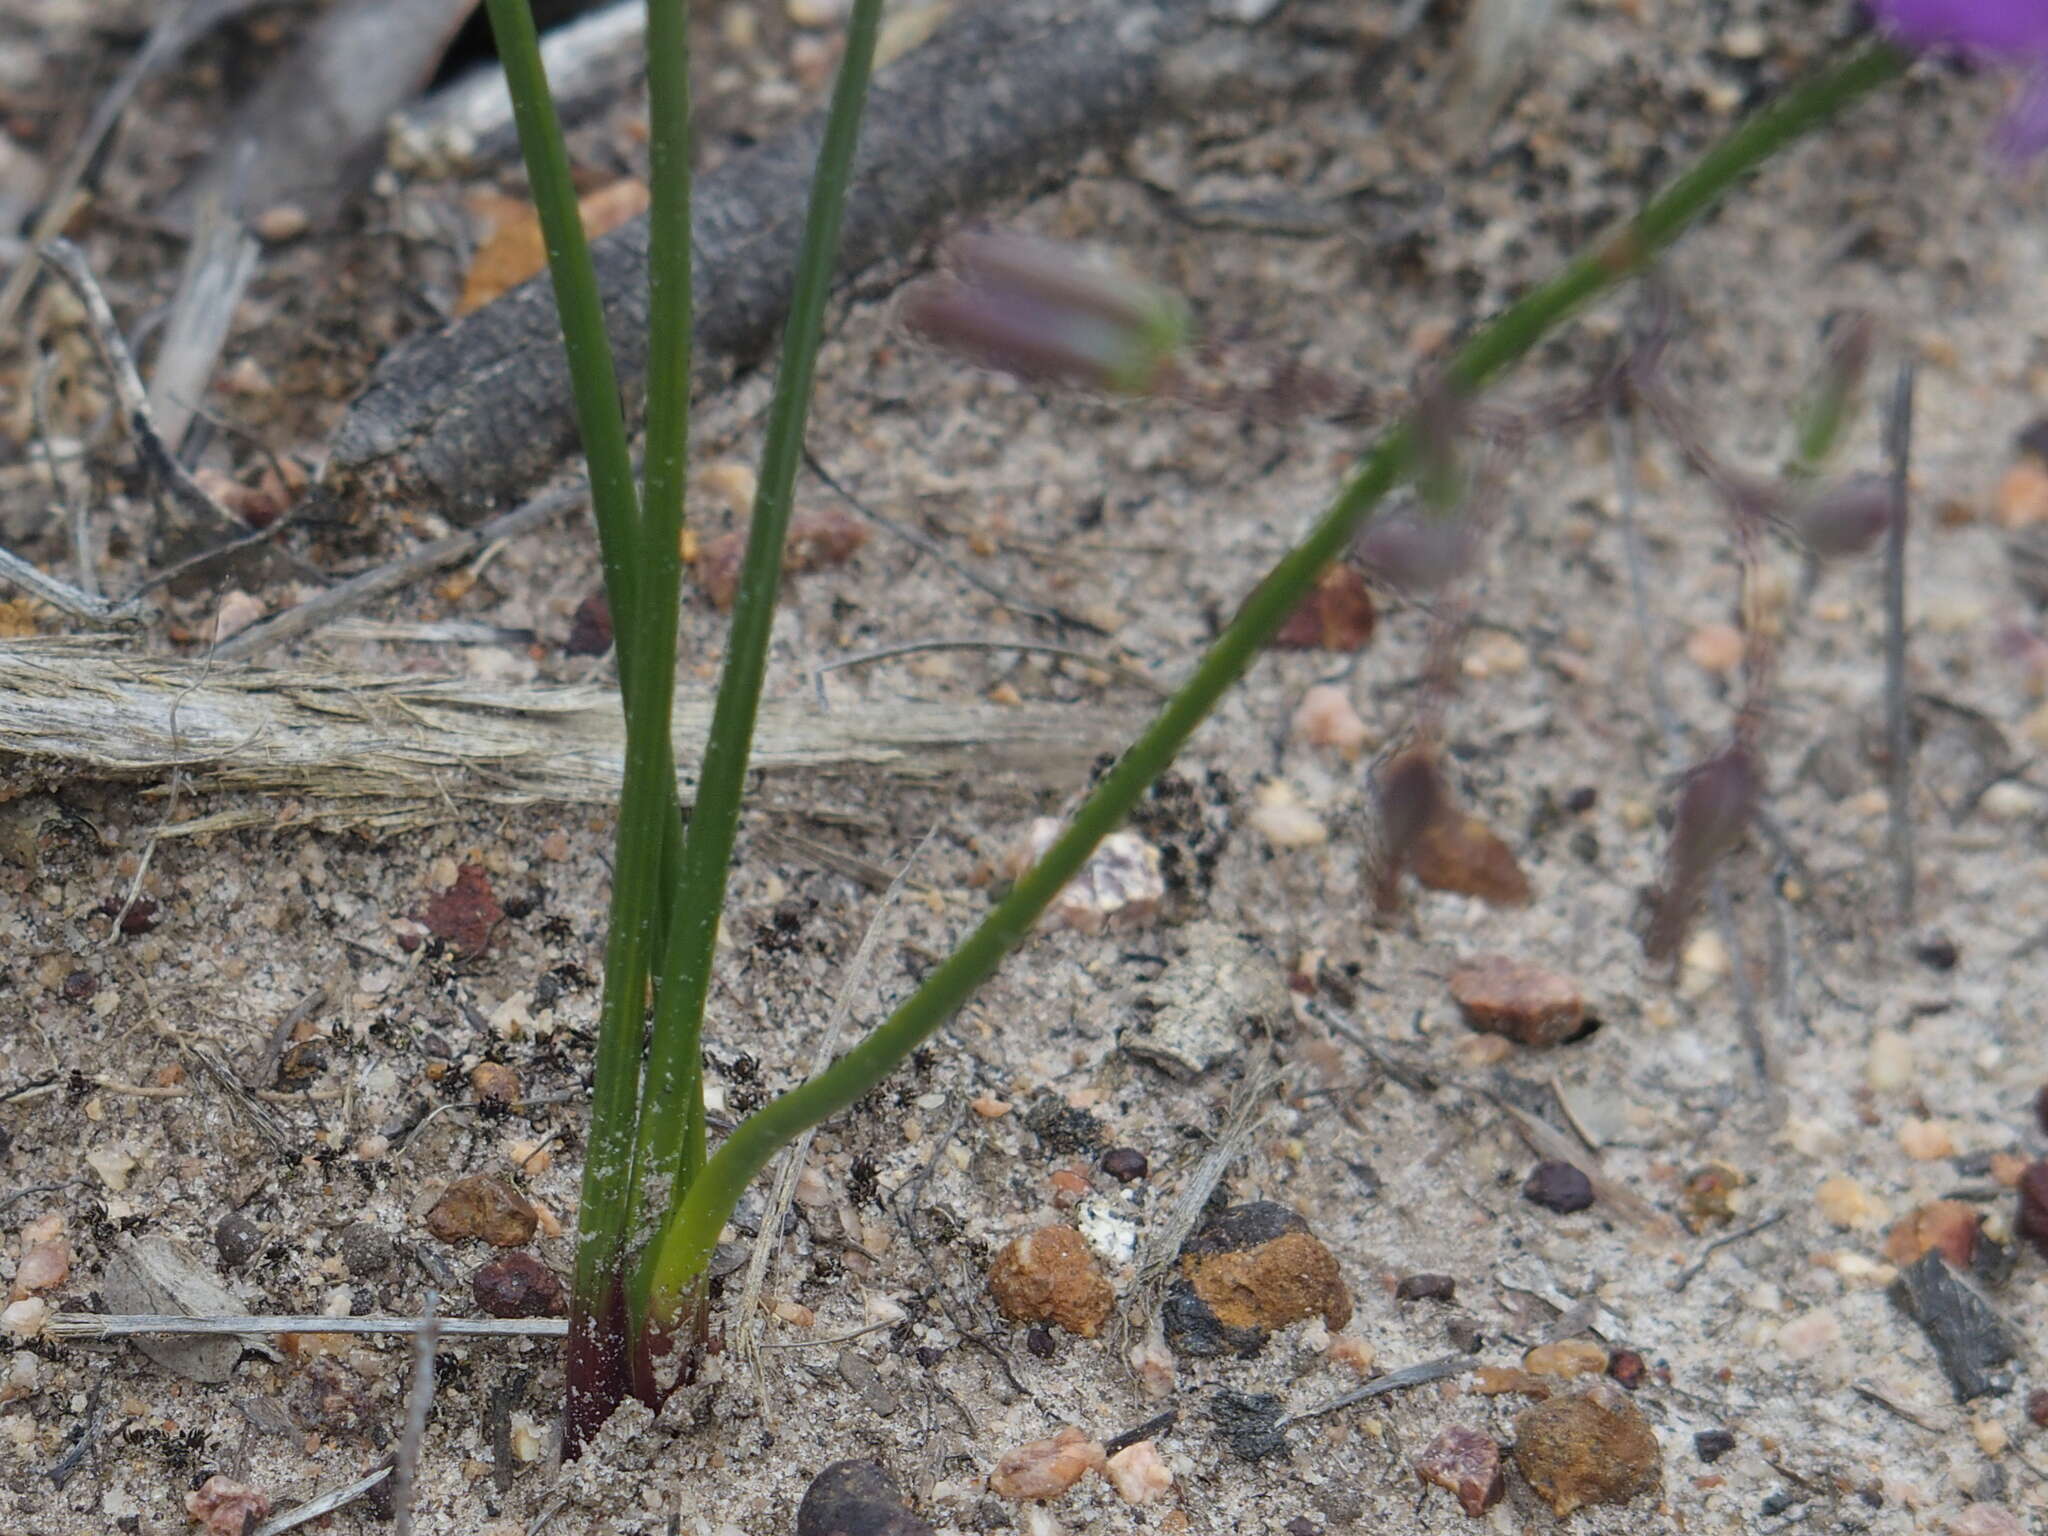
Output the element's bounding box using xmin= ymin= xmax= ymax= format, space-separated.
xmin=1870 ymin=0 xmax=2048 ymax=159
xmin=902 ymin=233 xmax=1189 ymax=394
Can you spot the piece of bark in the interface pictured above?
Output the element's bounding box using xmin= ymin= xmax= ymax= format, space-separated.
xmin=102 ymin=1236 xmax=270 ymax=1384
xmin=0 ymin=638 xmax=1114 ymax=831
xmin=328 ymin=0 xmax=1296 ymax=523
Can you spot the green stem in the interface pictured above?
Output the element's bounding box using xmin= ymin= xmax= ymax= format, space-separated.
xmin=616 ymin=0 xmax=695 ymax=1252
xmin=478 ymin=0 xmax=650 ymax=1325
xmin=628 ymin=0 xmax=887 ymax=1290
xmin=639 ymin=39 xmax=1910 ymax=1320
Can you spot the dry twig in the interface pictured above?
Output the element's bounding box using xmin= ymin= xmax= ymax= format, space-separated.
xmin=0 ymin=638 xmax=1116 ymax=830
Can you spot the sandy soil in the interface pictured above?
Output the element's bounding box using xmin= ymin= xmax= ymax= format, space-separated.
xmin=3 ymin=1 xmax=2047 ymax=1533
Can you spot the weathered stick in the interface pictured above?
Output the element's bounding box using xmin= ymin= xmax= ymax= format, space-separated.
xmin=327 ymin=0 xmax=1295 ymax=522
xmin=47 ymin=1312 xmax=566 ymax=1341
xmin=0 ymin=638 xmax=1113 ymax=829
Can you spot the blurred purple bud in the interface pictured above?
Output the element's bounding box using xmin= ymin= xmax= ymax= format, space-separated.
xmin=1868 ymin=2 xmax=2048 ymax=162
xmin=1869 ymin=1 xmax=2048 ymax=55
xmin=1356 ymin=506 xmax=1479 ymax=595
xmin=903 ymin=232 xmax=1189 ymax=393
xmin=1789 ymin=473 xmax=1896 ymax=559
xmin=1645 ymin=744 xmax=1763 ymax=960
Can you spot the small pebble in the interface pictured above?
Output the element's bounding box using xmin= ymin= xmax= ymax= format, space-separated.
xmin=253 ymin=204 xmax=310 ymax=241
xmin=796 ymin=1461 xmax=935 ymax=1536
xmin=1816 ymin=1175 xmax=1886 ymax=1230
xmin=1103 ymin=1441 xmax=1172 ymax=1504
xmin=214 ymin=1212 xmax=262 ymax=1268
xmin=1100 ymin=1147 xmax=1148 ymax=1183
xmin=1884 ymin=1201 xmax=1983 ymax=1270
xmin=472 ymin=1252 xmax=567 ymax=1318
xmin=1291 ymin=685 xmax=1369 ymax=757
xmin=1 ymin=1298 xmax=49 ymax=1340
xmin=1513 ymin=1384 xmax=1662 ymax=1517
xmin=987 ymin=1225 xmax=1114 ymax=1338
xmin=1522 ymin=1160 xmax=1595 ymax=1214
xmin=1248 ymin=786 xmax=1328 ymax=850
xmin=1327 ymin=1334 xmax=1375 ymax=1376
xmin=471 ymin=1060 xmax=521 ymax=1108
xmin=1025 ymin=1325 xmax=1056 ymax=1360
xmin=565 ymin=591 xmax=613 ymax=655
xmin=2015 ymin=1160 xmax=2048 ymax=1258
xmin=1994 ymin=455 xmax=2048 ymax=529
xmin=338 ymin=1223 xmax=394 ymax=1277
xmin=1395 ymin=1272 xmax=1455 ymax=1303
xmin=1694 ymin=1428 xmax=1736 ymax=1463
xmin=1413 ymin=1424 xmax=1506 ymax=1518
xmin=1913 ymin=934 xmax=1960 ymax=971
xmin=1164 ymin=1202 xmax=1351 ymax=1357
xmin=186 ymin=1476 xmax=272 ymax=1536
xmin=1685 ymin=622 xmax=1745 ymax=674
xmin=1680 ymin=1163 xmax=1744 ymax=1231
xmin=7 ymin=1239 xmax=65 ymax=1300
xmin=1606 ymin=1349 xmax=1647 ymax=1390
xmin=2025 ymin=1387 xmax=2048 ymax=1428
xmin=1447 ymin=955 xmax=1585 ymax=1047
xmin=86 ymin=1145 xmax=136 ymax=1192
xmin=1900 ymin=1119 xmax=1956 ymax=1160
xmin=425 ymin=1174 xmax=539 ymax=1247
xmin=1867 ymin=1030 xmax=1916 ymax=1093
xmin=988 ymin=1427 xmax=1104 ymax=1500
xmin=1524 ymin=1339 xmax=1608 ymax=1378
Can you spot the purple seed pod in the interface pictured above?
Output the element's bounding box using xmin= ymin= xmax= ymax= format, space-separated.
xmin=1645 ymin=743 xmax=1763 ymax=961
xmin=903 ymin=232 xmax=1189 ymax=394
xmin=1788 ymin=473 xmax=1896 ymax=559
xmin=1356 ymin=506 xmax=1479 ymax=595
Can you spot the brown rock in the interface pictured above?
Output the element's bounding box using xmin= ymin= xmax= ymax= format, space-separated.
xmin=1470 ymin=1365 xmax=1552 ymax=1398
xmin=1523 ymin=1339 xmax=1610 ymax=1379
xmin=470 ymin=1060 xmax=522 ymax=1109
xmin=1164 ymin=1202 xmax=1350 ymax=1357
xmin=1412 ymin=813 xmax=1532 ymax=907
xmin=1448 ymin=955 xmax=1583 ymax=1046
xmin=693 ymin=508 xmax=870 ymax=609
xmin=1414 ymin=1424 xmax=1506 ymax=1517
xmin=1884 ymin=1200 xmax=1984 ymax=1270
xmin=1271 ymin=562 xmax=1377 ymax=652
xmin=2016 ymin=1160 xmax=2048 ymax=1259
xmin=186 ymin=1476 xmax=272 ymax=1535
xmin=1513 ymin=1384 xmax=1662 ymax=1517
xmin=564 ymin=590 xmax=613 ymax=655
xmin=425 ymin=1175 xmax=538 ymax=1247
xmin=472 ymin=1252 xmax=566 ymax=1318
xmin=987 ymin=1226 xmax=1114 ymax=1338
xmin=1680 ymin=1163 xmax=1744 ymax=1232
xmin=420 ymin=863 xmax=504 ymax=959
xmin=988 ymin=1426 xmax=1105 ymax=1500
